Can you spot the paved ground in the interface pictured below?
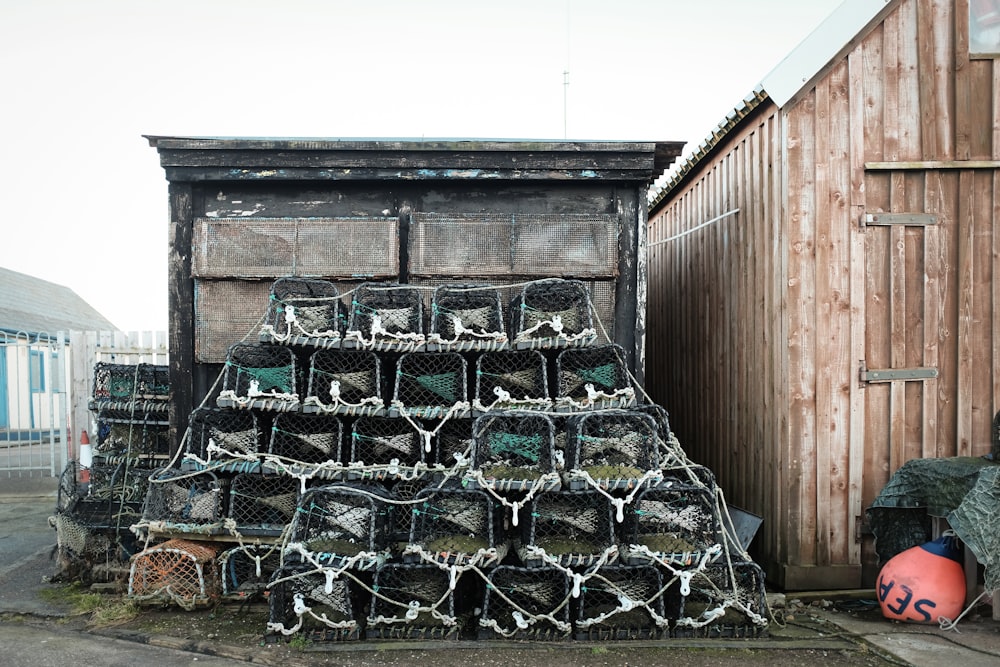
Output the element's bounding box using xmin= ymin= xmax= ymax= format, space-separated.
xmin=3 ymin=477 xmax=1000 ymax=666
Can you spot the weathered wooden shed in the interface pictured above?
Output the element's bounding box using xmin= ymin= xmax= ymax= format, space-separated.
xmin=146 ymin=137 xmax=683 ymax=450
xmin=647 ymin=0 xmax=1000 ymax=590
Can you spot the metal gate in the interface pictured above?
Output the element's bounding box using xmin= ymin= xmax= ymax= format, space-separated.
xmin=0 ymin=331 xmax=68 ymax=479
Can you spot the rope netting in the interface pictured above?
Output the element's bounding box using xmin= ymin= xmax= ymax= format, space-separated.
xmin=128 ymin=539 xmax=221 ymax=609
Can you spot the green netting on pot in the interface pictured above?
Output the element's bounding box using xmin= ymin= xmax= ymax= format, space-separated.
xmin=221 ymin=343 xmax=299 ymax=403
xmin=187 ymin=408 xmax=261 ymax=461
xmin=366 ymin=563 xmax=462 ymax=640
xmin=267 ymin=563 xmax=361 ymax=641
xmin=429 ymin=284 xmax=505 ymax=347
xmin=346 ymin=283 xmax=424 ymax=342
xmin=674 ymin=560 xmax=768 ymax=638
xmin=92 ymin=362 xmax=167 ymax=403
xmin=228 ymin=473 xmax=299 ymax=536
xmin=269 ymin=412 xmax=342 ymax=465
xmin=263 ymin=277 xmax=342 ymax=340
xmin=574 ymin=565 xmax=669 ymax=640
xmin=351 ymin=416 xmax=423 ymax=468
xmin=288 ymin=483 xmax=393 ymax=565
xmin=408 ymin=486 xmax=507 ymax=566
xmin=305 ymin=349 xmax=382 ymax=411
xmin=556 ymin=344 xmax=635 ymax=408
xmin=142 ymin=468 xmax=226 ymax=526
xmin=519 ymin=489 xmax=616 ymax=568
xmin=219 ymin=543 xmax=283 ymax=596
xmin=394 ymin=352 xmax=468 ymax=412
xmin=479 ymin=565 xmax=571 ymax=640
xmin=621 ymin=480 xmax=719 ymax=566
xmin=474 ymin=350 xmax=549 ymax=411
xmin=510 ymin=278 xmax=595 ymax=345
xmin=471 ymin=412 xmax=556 ymax=486
xmin=566 ymin=410 xmax=659 ymax=489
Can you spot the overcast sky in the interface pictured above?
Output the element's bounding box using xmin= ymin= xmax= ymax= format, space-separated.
xmin=0 ymin=0 xmax=842 ymax=332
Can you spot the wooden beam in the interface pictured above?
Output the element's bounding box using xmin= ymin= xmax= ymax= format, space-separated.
xmin=865 ymin=160 xmax=1000 ymax=170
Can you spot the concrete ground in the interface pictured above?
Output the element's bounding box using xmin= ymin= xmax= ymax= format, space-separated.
xmin=3 ymin=477 xmax=1000 ymax=666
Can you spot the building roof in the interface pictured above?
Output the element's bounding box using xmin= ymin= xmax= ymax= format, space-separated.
xmin=0 ymin=267 xmax=118 ymax=337
xmin=649 ymin=0 xmax=894 ymax=210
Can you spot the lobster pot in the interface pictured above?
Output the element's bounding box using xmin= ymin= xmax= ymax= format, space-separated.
xmin=186 ymin=408 xmax=260 ymax=461
xmin=519 ymin=489 xmax=616 ymax=568
xmin=393 ymin=352 xmax=468 ymax=416
xmin=433 ymin=418 xmax=474 ymax=471
xmin=288 ymin=484 xmax=393 ymax=565
xmin=574 ymin=565 xmax=668 ymax=640
xmin=96 ymin=411 xmax=170 ymax=456
xmin=128 ymin=539 xmax=221 ymax=608
xmin=305 ymin=349 xmax=382 ymax=413
xmin=509 ymin=278 xmax=595 ymax=346
xmin=567 ymin=410 xmax=660 ymax=490
xmin=269 ymin=412 xmax=342 ymax=466
xmin=429 ymin=284 xmax=505 ymax=349
xmin=479 ymin=565 xmax=571 ymax=640
xmin=675 ymin=561 xmax=768 ymax=638
xmin=388 ymin=477 xmax=433 ymax=545
xmin=408 ymin=486 xmax=507 ymax=565
xmin=622 ymin=480 xmax=720 ymax=566
xmin=219 ymin=544 xmax=283 ymax=596
xmin=635 ymin=404 xmax=687 ymax=467
xmin=228 ymin=473 xmax=300 ymax=536
xmin=267 ymin=564 xmax=361 ymax=641
xmin=556 ymin=345 xmax=634 ymax=408
xmin=350 ymin=416 xmax=422 ymax=475
xmin=142 ymin=468 xmax=225 ymax=526
xmin=346 ymin=283 xmax=424 ymax=342
xmin=474 ymin=350 xmax=548 ymax=411
xmin=263 ymin=277 xmax=342 ymax=340
xmin=90 ymin=459 xmax=153 ymax=506
xmin=52 ymin=498 xmax=119 ymax=568
xmin=470 ymin=412 xmax=556 ymax=490
xmin=220 ymin=343 xmax=299 ymax=408
xmin=92 ymin=362 xmax=168 ymax=403
xmin=366 ymin=563 xmax=461 ymax=640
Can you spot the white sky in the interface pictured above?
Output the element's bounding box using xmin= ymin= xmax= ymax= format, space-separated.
xmin=0 ymin=0 xmax=842 ymax=332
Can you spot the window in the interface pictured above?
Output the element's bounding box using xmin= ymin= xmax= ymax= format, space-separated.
xmin=29 ymin=350 xmax=45 ymax=393
xmin=971 ymin=0 xmax=1000 ymax=57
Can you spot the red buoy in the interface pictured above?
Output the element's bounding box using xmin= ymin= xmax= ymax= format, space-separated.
xmin=876 ymin=535 xmax=965 ymax=623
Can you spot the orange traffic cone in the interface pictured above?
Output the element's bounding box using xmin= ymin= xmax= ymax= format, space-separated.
xmin=79 ymin=430 xmax=92 ymax=485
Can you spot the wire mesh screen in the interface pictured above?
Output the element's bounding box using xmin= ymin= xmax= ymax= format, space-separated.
xmin=187 ymin=408 xmax=260 ymax=461
xmin=480 ymin=566 xmax=571 ymax=639
xmin=263 ymin=277 xmax=342 ymax=339
xmin=194 ymin=278 xmax=272 ymax=363
xmin=510 ymin=278 xmax=595 ymax=345
xmin=429 ymin=284 xmax=505 ymax=347
xmin=142 ymin=468 xmax=225 ymax=526
xmin=346 ymin=283 xmax=423 ymax=342
xmin=567 ymin=411 xmax=659 ymax=486
xmin=624 ymin=480 xmax=719 ymax=564
xmin=267 ymin=564 xmax=360 ymax=641
xmin=575 ymin=565 xmax=668 ymax=640
xmin=475 ymin=350 xmax=548 ymax=411
xmin=409 ymin=486 xmax=506 ymax=563
xmin=409 ymin=213 xmax=618 ymax=277
xmin=521 ymin=490 xmax=615 ymax=567
xmin=471 ymin=412 xmax=556 ymax=485
xmin=556 ymin=345 xmax=634 ymax=407
xmin=350 ymin=416 xmax=422 ymax=471
xmin=219 ymin=544 xmax=283 ymax=596
xmin=269 ymin=413 xmax=342 ymax=465
xmin=394 ymin=352 xmax=468 ymax=413
xmin=128 ymin=539 xmax=221 ymax=608
xmin=221 ymin=343 xmax=299 ymax=403
xmin=228 ymin=473 xmax=300 ymax=535
xmin=289 ymin=484 xmax=394 ymax=560
xmin=305 ymin=349 xmax=382 ymax=413
xmin=367 ymin=563 xmax=460 ymax=639
xmin=675 ymin=561 xmax=768 ymax=638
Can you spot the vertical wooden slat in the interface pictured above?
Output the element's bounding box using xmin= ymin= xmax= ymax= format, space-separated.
xmin=954 ymin=0 xmax=972 ymax=160
xmin=972 ymin=170 xmax=994 ymax=448
xmin=957 ymin=170 xmax=975 ymax=455
xmin=923 ymin=171 xmax=943 ymax=459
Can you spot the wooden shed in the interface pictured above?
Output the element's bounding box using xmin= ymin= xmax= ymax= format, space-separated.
xmin=145 ymin=137 xmax=683 ymax=450
xmin=646 ymin=0 xmax=1000 ymax=590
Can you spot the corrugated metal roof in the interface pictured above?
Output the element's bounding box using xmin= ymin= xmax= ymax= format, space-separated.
xmin=648 ymin=0 xmax=894 ymax=210
xmin=0 ymin=267 xmax=118 ymax=336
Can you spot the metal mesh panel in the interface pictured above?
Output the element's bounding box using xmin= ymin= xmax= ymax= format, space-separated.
xmin=409 ymin=486 xmax=506 ymax=562
xmin=193 ymin=217 xmax=398 ymax=278
xmin=394 ymin=352 xmax=468 ymax=412
xmin=195 ymin=279 xmax=271 ymax=363
xmin=409 ymin=213 xmax=618 ymax=277
xmin=187 ymin=408 xmax=261 ymax=461
xmin=305 ymin=349 xmax=382 ymax=412
xmin=128 ymin=538 xmax=221 ymax=608
xmin=367 ymin=563 xmax=460 ymax=639
xmin=267 ymin=564 xmax=360 ymax=640
xmin=575 ymin=565 xmax=668 ymax=640
xmin=567 ymin=411 xmax=660 ymax=486
xmin=675 ymin=561 xmax=768 ymax=638
xmin=480 ymin=566 xmax=571 ymax=639
xmin=475 ymin=350 xmax=548 ymax=409
xmin=471 ymin=412 xmax=555 ymax=484
xmin=520 ymin=490 xmax=615 ymax=568
xmin=228 ymin=473 xmax=299 ymax=534
xmin=263 ymin=277 xmax=343 ymax=337
xmin=289 ymin=484 xmax=393 ymax=558
xmin=269 ymin=413 xmax=342 ymax=464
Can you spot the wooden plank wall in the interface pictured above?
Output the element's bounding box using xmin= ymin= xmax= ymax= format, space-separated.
xmin=647 ymin=0 xmax=1000 ymax=589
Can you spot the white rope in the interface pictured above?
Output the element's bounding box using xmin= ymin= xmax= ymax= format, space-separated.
xmin=647 ymin=208 xmax=740 ymax=247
